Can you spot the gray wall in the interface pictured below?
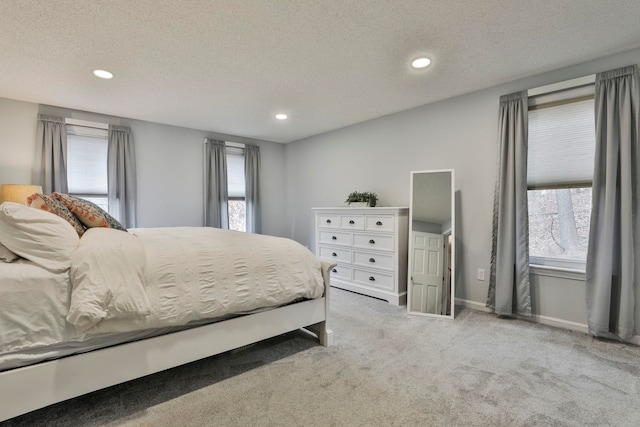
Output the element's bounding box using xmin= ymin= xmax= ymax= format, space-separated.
xmin=0 ymin=99 xmax=287 ymax=237
xmin=284 ymin=47 xmax=640 ymax=326
xmin=412 ymin=220 xmax=442 ymax=234
xmin=0 ymin=99 xmax=38 ymax=184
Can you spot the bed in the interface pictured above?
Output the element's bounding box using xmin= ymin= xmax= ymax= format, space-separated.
xmin=0 ymin=201 xmax=333 ymax=422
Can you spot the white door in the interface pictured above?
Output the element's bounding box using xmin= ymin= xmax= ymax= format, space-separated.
xmin=410 ymin=231 xmax=444 ymax=314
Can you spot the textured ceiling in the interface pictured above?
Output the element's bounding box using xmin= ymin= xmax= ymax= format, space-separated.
xmin=1 ymin=1 xmax=640 ymax=143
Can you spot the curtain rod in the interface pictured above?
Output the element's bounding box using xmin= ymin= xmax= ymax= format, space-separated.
xmin=202 ymin=139 xmax=245 ymax=148
xmin=65 ymin=118 xmax=108 ymax=130
xmin=528 ymin=74 xmax=595 ymax=97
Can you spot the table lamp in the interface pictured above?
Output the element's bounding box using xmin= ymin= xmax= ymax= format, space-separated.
xmin=0 ymin=184 xmax=43 ymax=205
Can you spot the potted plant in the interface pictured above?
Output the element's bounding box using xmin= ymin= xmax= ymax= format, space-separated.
xmin=364 ymin=192 xmax=378 ymax=207
xmin=345 ymin=191 xmax=378 ymax=207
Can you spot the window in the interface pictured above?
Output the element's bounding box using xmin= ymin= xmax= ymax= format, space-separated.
xmin=226 ymin=144 xmax=245 ymax=232
xmin=66 ymin=120 xmax=109 ymax=211
xmin=527 ymin=82 xmax=595 ymax=270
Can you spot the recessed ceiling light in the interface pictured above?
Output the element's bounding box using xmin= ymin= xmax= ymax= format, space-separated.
xmin=93 ymin=69 xmax=113 ymax=79
xmin=275 ymin=114 xmax=288 ymax=120
xmin=411 ymin=57 xmax=431 ymax=69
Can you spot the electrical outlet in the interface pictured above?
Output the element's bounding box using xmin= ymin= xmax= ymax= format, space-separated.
xmin=477 ymin=268 xmax=485 ymax=281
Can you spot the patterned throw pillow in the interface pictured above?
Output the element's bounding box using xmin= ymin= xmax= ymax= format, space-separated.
xmin=51 ymin=193 xmax=127 ymax=232
xmin=27 ymin=193 xmax=86 ymax=236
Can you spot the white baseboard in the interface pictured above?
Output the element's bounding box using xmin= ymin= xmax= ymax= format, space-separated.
xmin=456 ymin=298 xmax=588 ymax=333
xmin=517 ymin=313 xmax=589 ymax=334
xmin=625 ymin=335 xmax=640 ymax=345
xmin=455 ymin=298 xmax=640 ymax=344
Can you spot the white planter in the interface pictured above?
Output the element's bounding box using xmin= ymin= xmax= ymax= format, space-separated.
xmin=348 ymin=202 xmax=368 ymax=208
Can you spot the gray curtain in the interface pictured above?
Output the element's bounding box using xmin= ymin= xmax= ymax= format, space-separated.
xmin=34 ymin=115 xmax=68 ymax=194
xmin=586 ymin=65 xmax=639 ymax=340
xmin=204 ymin=139 xmax=228 ymax=228
xmin=108 ymin=125 xmax=137 ymax=228
xmin=487 ymin=91 xmax=532 ymax=316
xmin=244 ymin=144 xmax=261 ymax=234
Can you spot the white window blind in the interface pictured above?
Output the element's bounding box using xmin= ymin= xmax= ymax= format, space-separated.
xmin=227 ymin=147 xmax=245 ymax=198
xmin=527 ymin=97 xmax=596 ymax=188
xmin=67 ymin=130 xmax=108 ymax=196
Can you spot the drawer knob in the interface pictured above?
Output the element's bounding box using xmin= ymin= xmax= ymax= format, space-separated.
xmin=332 ymin=268 xmax=337 ymax=273
xmin=349 ymin=220 xmax=355 ymax=224
xmin=369 ymin=239 xmax=375 ymax=244
xmin=332 ymin=252 xmax=337 ymax=257
xmin=326 ymin=219 xmax=332 ymax=224
xmin=332 ymin=236 xmax=337 ymax=240
xmin=369 ymin=276 xmax=375 ymax=281
xmin=376 ymin=221 xmax=382 ymax=226
xmin=369 ymin=258 xmax=375 ymax=263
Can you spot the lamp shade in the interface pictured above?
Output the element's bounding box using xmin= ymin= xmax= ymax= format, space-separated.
xmin=0 ymin=184 xmax=43 ymax=205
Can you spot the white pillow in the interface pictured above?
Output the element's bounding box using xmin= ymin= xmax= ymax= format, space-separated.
xmin=0 ymin=202 xmax=80 ymax=272
xmin=0 ymin=242 xmax=19 ymax=262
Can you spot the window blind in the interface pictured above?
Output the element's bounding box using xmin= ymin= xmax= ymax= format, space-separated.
xmin=527 ymin=97 xmax=596 ymax=188
xmin=67 ymin=133 xmax=108 ymax=195
xmin=226 ymin=147 xmax=245 ymax=198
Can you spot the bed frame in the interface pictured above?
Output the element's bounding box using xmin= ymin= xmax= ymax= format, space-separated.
xmin=0 ymin=261 xmax=334 ymax=422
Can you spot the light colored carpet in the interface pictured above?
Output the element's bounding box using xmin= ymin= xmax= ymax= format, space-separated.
xmin=4 ymin=288 xmax=640 ymax=427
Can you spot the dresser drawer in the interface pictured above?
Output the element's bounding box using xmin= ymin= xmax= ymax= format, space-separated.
xmin=340 ymin=215 xmax=365 ymax=230
xmin=353 ymin=268 xmax=394 ymax=291
xmin=317 ymin=214 xmax=340 ymax=228
xmin=328 ymin=264 xmax=351 ymax=281
xmin=353 ymin=233 xmax=394 ymax=251
xmin=365 ymin=215 xmax=394 ymax=232
xmin=318 ymin=230 xmax=352 ymax=246
xmin=318 ymin=246 xmax=351 ymax=263
xmin=352 ymin=250 xmax=394 ymax=270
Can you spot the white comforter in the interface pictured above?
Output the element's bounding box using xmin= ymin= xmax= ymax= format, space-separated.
xmin=67 ymin=227 xmax=325 ymax=335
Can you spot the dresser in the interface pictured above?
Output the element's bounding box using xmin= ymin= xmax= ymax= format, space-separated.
xmin=313 ymin=207 xmax=409 ymax=305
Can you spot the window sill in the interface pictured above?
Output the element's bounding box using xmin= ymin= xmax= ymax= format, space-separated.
xmin=530 ymin=264 xmax=586 ymax=281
